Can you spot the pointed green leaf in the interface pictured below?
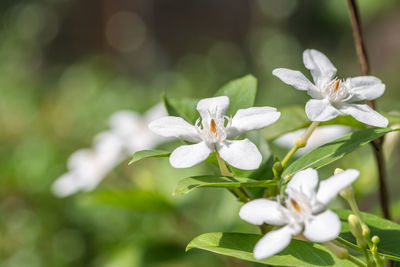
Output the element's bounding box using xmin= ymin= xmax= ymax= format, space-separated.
xmin=282 ymin=128 xmax=399 ymax=178
xmin=174 ymin=175 xmax=276 ymax=195
xmin=129 ymin=149 xmax=171 ymax=165
xmin=215 ymin=75 xmax=257 ymax=116
xmin=187 ymin=232 xmax=356 ymax=266
xmin=162 ymin=93 xmax=198 ymax=124
xmin=336 ymin=209 xmax=400 ymax=261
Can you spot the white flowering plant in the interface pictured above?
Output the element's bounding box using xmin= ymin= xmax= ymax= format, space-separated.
xmin=129 ymin=71 xmax=400 ymax=267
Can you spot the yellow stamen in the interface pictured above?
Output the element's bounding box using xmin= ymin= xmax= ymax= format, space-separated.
xmin=210 ymin=119 xmax=217 ymax=134
xmin=291 ymin=199 xmax=301 ymax=213
xmin=332 ymin=80 xmax=340 ymax=93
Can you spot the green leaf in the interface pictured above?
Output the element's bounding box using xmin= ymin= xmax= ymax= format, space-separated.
xmin=174 ymin=175 xmax=276 ymax=195
xmin=81 ymin=190 xmax=174 ymax=211
xmin=282 ymin=127 xmax=398 ymax=178
xmin=214 ymin=75 xmax=257 ymax=116
xmin=129 ymin=149 xmax=171 ymax=165
xmin=187 ymin=232 xmax=356 ymax=266
xmin=336 ymin=209 xmax=400 ymax=261
xmin=162 ymin=93 xmax=198 ymax=124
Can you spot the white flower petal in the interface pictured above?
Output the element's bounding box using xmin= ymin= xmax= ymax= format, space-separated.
xmin=305 ymin=99 xmax=340 ymax=121
xmin=229 ymin=107 xmax=280 ymax=137
xmin=303 ymin=49 xmax=337 ymax=82
xmin=314 ymin=169 xmax=360 ymax=212
xmin=338 ymin=104 xmax=388 ymax=128
xmin=286 ymin=168 xmax=319 ymax=200
xmin=217 ymin=139 xmax=262 ymax=170
xmin=239 ymin=199 xmax=288 ymax=226
xmin=144 ymin=103 xmax=168 ymax=121
xmin=272 ymin=68 xmax=315 ymax=91
xmin=52 ymin=173 xmax=80 ymax=198
xmin=253 ymin=225 xmax=295 ymax=260
xmin=149 ymin=116 xmax=201 ymax=142
xmin=169 ymin=142 xmax=212 ymax=168
xmin=346 ymin=76 xmax=385 ymax=102
xmin=274 ymin=125 xmax=351 ymax=156
xmin=304 ymin=210 xmax=341 ymax=242
xmin=196 ymin=96 xmax=229 ymax=118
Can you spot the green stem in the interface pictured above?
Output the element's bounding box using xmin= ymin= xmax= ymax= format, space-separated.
xmin=215 ymin=151 xmax=250 ymax=203
xmin=281 ymin=121 xmax=320 ymax=167
xmin=348 ymin=254 xmax=368 ymax=267
xmin=362 ymin=248 xmax=373 ymax=267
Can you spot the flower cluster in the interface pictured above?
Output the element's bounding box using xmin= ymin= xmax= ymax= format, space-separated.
xmin=239 ymin=168 xmax=359 ymax=259
xmin=52 ymin=104 xmax=167 ymax=197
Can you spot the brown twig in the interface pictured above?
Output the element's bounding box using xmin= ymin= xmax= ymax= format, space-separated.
xmin=346 ymin=0 xmax=391 ymax=220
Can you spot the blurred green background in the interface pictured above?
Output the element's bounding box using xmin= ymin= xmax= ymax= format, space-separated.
xmin=1 ymin=0 xmax=400 ymax=266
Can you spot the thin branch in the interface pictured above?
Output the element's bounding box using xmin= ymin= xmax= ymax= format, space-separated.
xmin=346 ymin=0 xmax=391 ymax=219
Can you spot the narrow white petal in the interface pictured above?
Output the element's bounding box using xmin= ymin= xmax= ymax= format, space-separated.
xmin=346 ymin=76 xmax=385 ymax=102
xmin=304 ymin=210 xmax=341 ymax=242
xmin=303 ymin=49 xmax=337 ymax=83
xmin=272 ymin=68 xmax=315 ymax=91
xmin=217 ymin=139 xmax=262 ymax=170
xmin=229 ymin=107 xmax=280 ymax=137
xmin=67 ymin=149 xmax=94 ymax=170
xmin=305 ymin=99 xmax=340 ymax=121
xmin=169 ymin=142 xmax=212 ymax=168
xmin=253 ymin=225 xmax=295 ymax=260
xmin=286 ymin=168 xmax=319 ymax=200
xmin=239 ymin=199 xmax=289 ymax=226
xmin=314 ymin=169 xmax=360 ymax=212
xmin=338 ymin=104 xmax=388 ymax=127
xmin=109 ymin=110 xmax=141 ymax=133
xmin=149 ymin=116 xmax=201 ymax=142
xmin=52 ymin=173 xmax=80 ymax=197
xmin=196 ymin=96 xmax=229 ymax=118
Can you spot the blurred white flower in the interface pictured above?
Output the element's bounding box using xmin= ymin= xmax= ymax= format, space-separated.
xmin=274 ymin=125 xmax=351 ymax=156
xmin=239 ymin=168 xmax=359 ymax=260
xmin=52 ymin=104 xmax=167 ymax=197
xmin=149 ymin=96 xmax=280 ymax=170
xmin=273 ymin=49 xmax=388 ymax=127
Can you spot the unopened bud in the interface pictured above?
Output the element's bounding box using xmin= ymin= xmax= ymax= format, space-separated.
xmin=348 ymin=214 xmax=367 ymax=248
xmin=372 ymin=235 xmax=380 ymax=245
xmin=361 ymin=224 xmax=370 ymax=239
xmin=323 ymin=241 xmax=349 ymax=259
xmin=340 ymin=186 xmax=354 ymax=200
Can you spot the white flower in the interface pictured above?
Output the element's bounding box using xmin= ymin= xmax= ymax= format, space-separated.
xmin=109 ymin=103 xmax=168 ymax=154
xmin=52 ymin=132 xmax=123 ymax=197
xmin=149 ymin=96 xmax=281 ymax=170
xmin=239 ymin=168 xmax=359 ymax=259
xmin=272 ymin=49 xmax=388 ymax=127
xmin=274 ymin=125 xmax=351 ymax=156
xmin=52 ymin=104 xmax=168 ymax=197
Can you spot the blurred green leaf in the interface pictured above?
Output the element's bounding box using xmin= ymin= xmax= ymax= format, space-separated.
xmin=336 ymin=209 xmax=400 ymax=261
xmin=129 ymin=149 xmax=171 ymax=165
xmin=281 ymin=127 xmax=398 ymax=178
xmin=187 ymin=232 xmax=356 ymax=266
xmin=382 ymin=111 xmax=400 ymax=127
xmin=174 ymin=175 xmax=276 ymax=195
xmin=162 ymin=93 xmax=199 ymax=124
xmin=82 ymin=190 xmax=174 ymax=211
xmin=214 ymin=74 xmax=257 ymax=116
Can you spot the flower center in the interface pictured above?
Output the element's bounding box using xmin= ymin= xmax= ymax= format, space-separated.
xmin=195 ymin=113 xmax=231 ymax=144
xmin=290 ymin=198 xmax=301 ymax=213
xmin=210 ymin=119 xmax=217 ymax=135
xmin=324 ymin=79 xmax=350 ymax=104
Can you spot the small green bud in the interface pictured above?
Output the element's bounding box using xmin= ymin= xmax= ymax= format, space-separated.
xmin=361 ymin=224 xmax=370 ymax=238
xmin=372 ymin=235 xmax=380 ymax=245
xmin=272 ymin=161 xmax=283 ymax=174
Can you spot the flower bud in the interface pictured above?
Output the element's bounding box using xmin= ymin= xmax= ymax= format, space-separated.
xmin=295 ymin=137 xmax=307 ymax=148
xmin=372 ymin=235 xmax=380 ymax=245
xmin=348 ymin=214 xmax=367 ymax=248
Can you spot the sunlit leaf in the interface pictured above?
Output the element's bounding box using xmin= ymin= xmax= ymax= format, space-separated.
xmin=214 ymin=75 xmax=257 ymax=116
xmin=162 ymin=93 xmax=198 ymax=124
xmin=129 ymin=149 xmax=171 ymax=165
xmin=187 ymin=232 xmax=356 ymax=266
xmin=282 ymin=127 xmax=398 ymax=178
xmin=174 ymin=175 xmax=276 ymax=195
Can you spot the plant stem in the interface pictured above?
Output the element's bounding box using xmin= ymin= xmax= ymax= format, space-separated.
xmin=346 ymin=0 xmax=391 ymax=219
xmin=281 ymin=121 xmax=320 ymax=168
xmin=348 ymin=254 xmax=368 ymax=267
xmin=324 ymin=241 xmax=367 ymax=267
xmin=215 ymin=151 xmax=250 ymax=203
xmin=361 ymin=248 xmax=373 ymax=267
